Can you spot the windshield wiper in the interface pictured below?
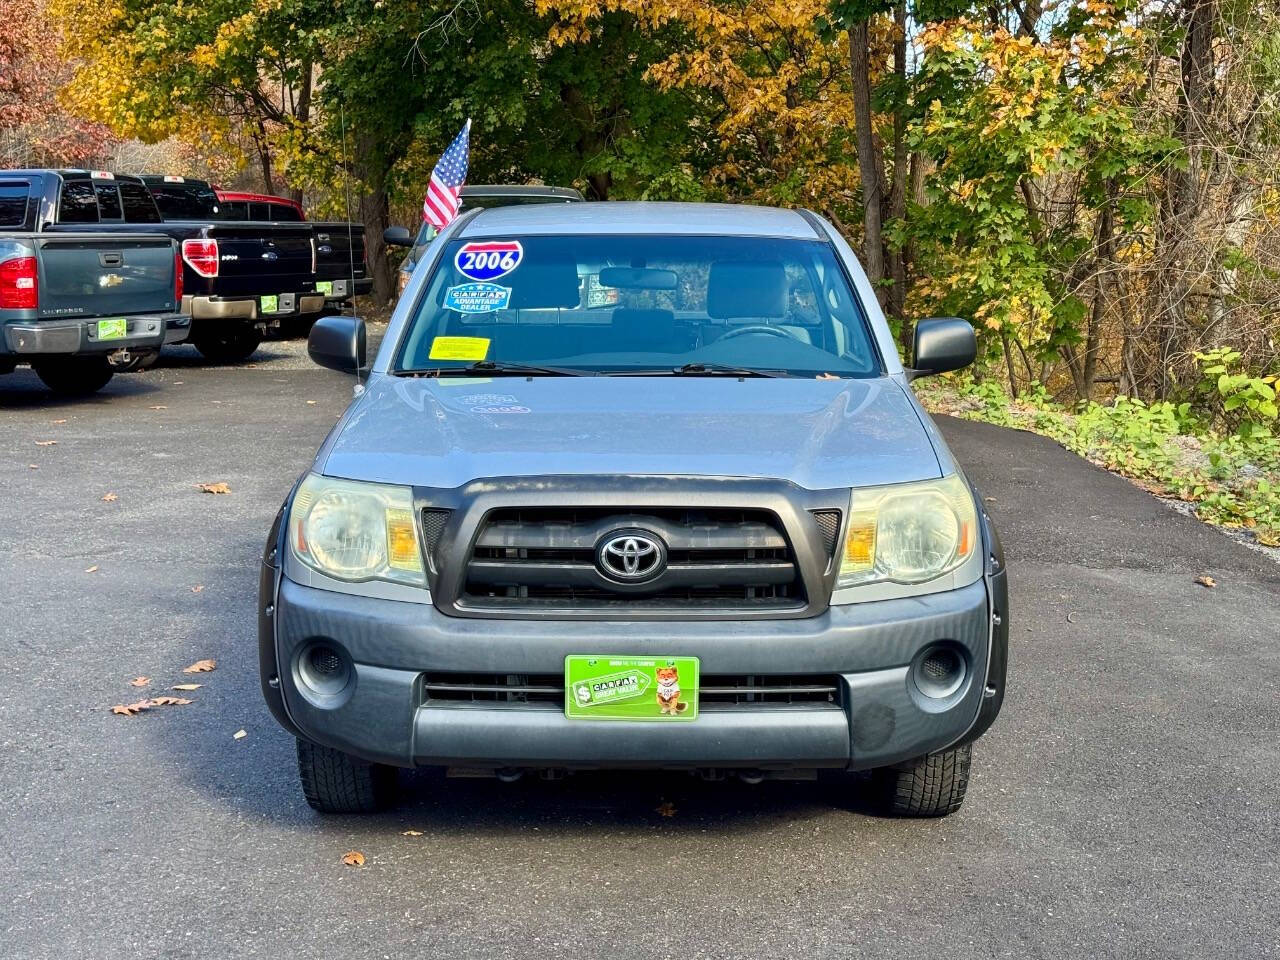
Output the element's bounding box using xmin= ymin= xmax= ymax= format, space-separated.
xmin=398 ymin=361 xmax=590 ymax=378
xmin=611 ymin=363 xmax=786 ymax=378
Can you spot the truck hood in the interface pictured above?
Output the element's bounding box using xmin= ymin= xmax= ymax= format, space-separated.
xmin=320 ymin=374 xmax=942 ymax=491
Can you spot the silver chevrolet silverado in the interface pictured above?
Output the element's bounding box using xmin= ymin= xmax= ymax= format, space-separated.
xmin=259 ymin=202 xmax=1008 ymax=818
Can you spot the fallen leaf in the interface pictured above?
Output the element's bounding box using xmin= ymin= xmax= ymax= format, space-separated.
xmin=35 ymin=440 xmax=57 ymax=446
xmin=655 ymin=801 xmax=677 ymax=818
xmin=51 ymin=419 xmax=67 ymax=424
xmin=401 ymin=830 xmax=423 ymax=837
xmin=101 ymin=492 xmax=118 ymax=502
xmin=183 ymin=658 xmax=216 ymax=673
xmin=233 ymin=729 xmax=247 ymax=740
xmin=984 ymin=496 xmax=997 ymax=503
xmin=148 ymin=696 xmax=193 ymax=706
xmin=128 ymin=676 xmax=150 ymax=687
xmin=149 ymin=405 xmax=167 ymax=410
xmin=173 ymin=381 xmax=183 ymax=385
xmin=341 ymin=851 xmax=365 ymax=866
xmin=1195 ymin=575 xmax=1216 ymax=588
xmin=190 ymin=585 xmax=204 ymax=593
xmin=28 ymin=464 xmax=38 ymax=469
xmin=111 ymin=703 xmax=142 ymax=716
xmin=305 ymin=400 xmax=317 ymax=405
xmin=172 ymin=683 xmax=202 ymax=691
xmin=84 ymin=565 xmax=98 ymax=573
xmin=196 ymin=482 xmax=231 ymax=495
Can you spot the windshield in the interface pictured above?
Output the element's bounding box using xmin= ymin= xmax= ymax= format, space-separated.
xmin=395 ymin=234 xmax=881 ymax=377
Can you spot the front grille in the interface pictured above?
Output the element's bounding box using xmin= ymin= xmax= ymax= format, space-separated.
xmin=810 ymin=509 xmax=842 ymax=561
xmin=460 ymin=507 xmax=804 ymax=610
xmin=423 ymin=673 xmax=839 ymax=707
xmin=420 ymin=508 xmax=452 ymax=573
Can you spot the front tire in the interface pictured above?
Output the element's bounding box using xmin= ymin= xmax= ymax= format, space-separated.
xmin=871 ymin=743 xmax=972 ymax=817
xmin=296 ymin=739 xmax=398 ymax=814
xmin=33 ymin=356 xmax=114 ymax=396
xmin=192 ymin=327 xmax=262 ymax=364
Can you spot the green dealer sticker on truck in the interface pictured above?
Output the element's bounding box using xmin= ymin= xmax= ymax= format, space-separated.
xmin=565 ymin=655 xmax=699 ymax=721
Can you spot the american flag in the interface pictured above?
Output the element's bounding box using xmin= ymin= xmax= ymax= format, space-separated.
xmin=422 ymin=119 xmax=471 ymax=229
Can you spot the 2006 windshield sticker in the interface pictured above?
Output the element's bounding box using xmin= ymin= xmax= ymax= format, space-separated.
xmin=455 ymin=240 xmax=523 ymax=282
xmin=444 ymin=282 xmax=511 ymax=314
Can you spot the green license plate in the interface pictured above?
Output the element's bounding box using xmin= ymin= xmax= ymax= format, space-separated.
xmin=260 ymin=295 xmax=279 ymax=314
xmin=565 ymin=655 xmax=699 ymax=721
xmin=97 ymin=318 xmax=127 ymax=341
xmin=315 ymin=281 xmax=334 ymax=296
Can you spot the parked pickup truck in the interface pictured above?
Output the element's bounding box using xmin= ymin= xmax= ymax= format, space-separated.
xmin=0 ymin=172 xmax=181 ymax=394
xmin=213 ymin=189 xmax=372 ymax=311
xmin=138 ymin=175 xmax=337 ymax=361
xmin=264 ymin=201 xmax=1008 ymax=819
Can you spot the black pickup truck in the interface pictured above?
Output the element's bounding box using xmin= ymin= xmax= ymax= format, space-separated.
xmin=0 ymin=173 xmax=181 ymax=394
xmin=142 ymin=176 xmax=368 ymax=323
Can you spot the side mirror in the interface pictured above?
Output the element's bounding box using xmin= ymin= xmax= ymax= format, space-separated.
xmin=383 ymin=225 xmax=412 ymax=248
xmin=909 ymin=317 xmax=976 ymax=380
xmin=308 ymin=315 xmax=366 ymax=373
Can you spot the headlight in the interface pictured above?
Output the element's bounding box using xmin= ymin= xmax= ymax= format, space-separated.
xmin=838 ymin=474 xmax=978 ymax=588
xmin=289 ymin=473 xmax=425 ymax=586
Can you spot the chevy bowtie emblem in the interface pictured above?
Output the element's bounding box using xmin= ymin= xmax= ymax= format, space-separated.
xmin=99 ymin=273 xmax=124 ymax=288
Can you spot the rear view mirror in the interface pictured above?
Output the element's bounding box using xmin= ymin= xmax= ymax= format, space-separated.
xmin=308 ymin=315 xmax=366 ymax=373
xmin=383 ymin=226 xmax=412 ymax=248
xmin=598 ymin=266 xmax=678 ymax=290
xmin=909 ymin=317 xmax=976 ymax=380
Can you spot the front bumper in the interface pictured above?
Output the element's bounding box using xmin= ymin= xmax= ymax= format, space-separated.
xmin=3 ymin=314 xmax=171 ymax=356
xmin=183 ymin=293 xmax=326 ymax=322
xmin=261 ymin=567 xmax=1006 ymax=772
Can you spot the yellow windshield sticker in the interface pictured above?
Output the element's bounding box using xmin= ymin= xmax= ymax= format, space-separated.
xmin=429 ymin=336 xmax=490 ymax=362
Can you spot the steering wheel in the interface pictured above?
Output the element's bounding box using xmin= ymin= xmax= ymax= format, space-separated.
xmin=717 ymin=324 xmax=798 ymax=342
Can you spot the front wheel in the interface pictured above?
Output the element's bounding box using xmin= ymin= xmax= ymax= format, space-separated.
xmin=192 ymin=327 xmax=262 ymax=364
xmin=33 ymin=356 xmax=114 ymax=396
xmin=296 ymin=739 xmax=399 ymax=814
xmin=870 ymin=743 xmax=972 ymax=817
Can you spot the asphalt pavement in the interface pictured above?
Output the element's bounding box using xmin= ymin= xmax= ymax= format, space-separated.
xmin=1 ymin=345 xmax=1277 ymax=959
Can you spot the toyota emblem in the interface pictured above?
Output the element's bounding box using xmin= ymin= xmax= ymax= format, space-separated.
xmin=596 ymin=530 xmax=666 ymax=582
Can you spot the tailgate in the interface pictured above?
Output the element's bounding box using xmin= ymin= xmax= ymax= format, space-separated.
xmin=311 ymin=222 xmax=367 ymax=282
xmin=35 ymin=234 xmax=178 ymax=319
xmin=200 ymin=222 xmax=315 ymax=294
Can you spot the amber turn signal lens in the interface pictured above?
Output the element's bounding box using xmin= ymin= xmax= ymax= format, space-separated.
xmin=386 ymin=509 xmax=420 ymax=571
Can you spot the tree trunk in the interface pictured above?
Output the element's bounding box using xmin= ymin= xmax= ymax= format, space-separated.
xmin=355 ymin=134 xmax=394 ymax=307
xmin=1153 ymin=0 xmax=1217 ymax=399
xmin=849 ymin=21 xmax=887 ymax=308
xmin=886 ymin=0 xmax=909 ymax=333
xmin=289 ymin=62 xmax=313 ymax=206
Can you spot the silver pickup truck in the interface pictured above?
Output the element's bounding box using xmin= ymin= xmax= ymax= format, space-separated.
xmin=261 ymin=201 xmax=1009 ymax=819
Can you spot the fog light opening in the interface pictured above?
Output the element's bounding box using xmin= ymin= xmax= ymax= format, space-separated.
xmin=913 ymin=644 xmax=967 ymax=700
xmin=296 ymin=641 xmax=353 ymax=698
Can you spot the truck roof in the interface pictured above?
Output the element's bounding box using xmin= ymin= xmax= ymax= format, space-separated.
xmin=459 ymin=201 xmax=820 ymax=239
xmin=461 ymin=184 xmax=583 ymax=201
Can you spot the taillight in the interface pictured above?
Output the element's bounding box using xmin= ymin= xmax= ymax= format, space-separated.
xmin=174 ymin=250 xmax=183 ymax=304
xmin=181 ymin=238 xmax=219 ymax=278
xmin=0 ymin=256 xmax=38 ymax=309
